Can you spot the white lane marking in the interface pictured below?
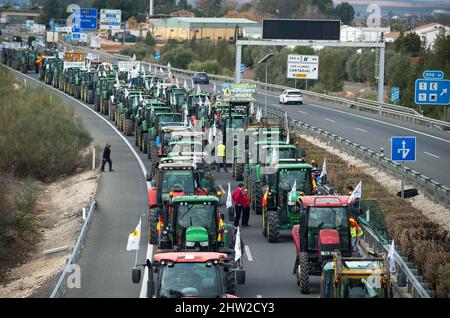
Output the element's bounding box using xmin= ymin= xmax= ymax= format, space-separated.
xmin=325 ymin=118 xmax=336 ymax=123
xmin=424 ymin=152 xmax=440 ymax=159
xmin=8 ymin=67 xmax=154 ymax=298
xmin=244 ymin=245 xmax=253 ymax=262
xmin=354 ymin=127 xmax=367 ymax=133
xmin=298 ymin=110 xmax=309 ymax=115
xmin=256 ymin=295 xmax=263 ymax=298
xmin=307 ymin=103 xmax=450 ymax=144
xmin=218 ymin=185 xmax=225 ymax=193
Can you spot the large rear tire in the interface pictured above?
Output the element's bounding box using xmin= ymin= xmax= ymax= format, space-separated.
xmin=254 ymin=182 xmax=262 ymax=215
xmin=143 ymin=133 xmax=148 ymax=154
xmin=148 ymin=208 xmax=159 ymax=246
xmin=267 ymin=210 xmax=280 ymax=243
xmin=125 ymin=118 xmax=133 ymax=136
xmin=87 ymin=90 xmax=94 ymax=104
xmin=235 ymin=163 xmax=244 ymax=181
xmin=298 ymin=253 xmax=310 ymax=294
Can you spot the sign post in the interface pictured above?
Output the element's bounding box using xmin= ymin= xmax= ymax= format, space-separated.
xmin=391 ymin=136 xmax=416 ymax=198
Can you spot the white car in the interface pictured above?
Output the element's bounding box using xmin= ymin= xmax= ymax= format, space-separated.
xmin=279 ymin=89 xmax=303 ymax=105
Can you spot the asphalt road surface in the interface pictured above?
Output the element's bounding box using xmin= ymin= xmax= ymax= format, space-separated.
xmin=8 ymin=67 xmax=314 ymax=298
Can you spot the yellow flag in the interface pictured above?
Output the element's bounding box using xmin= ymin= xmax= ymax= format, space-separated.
xmin=126 ymin=218 xmax=141 ymax=251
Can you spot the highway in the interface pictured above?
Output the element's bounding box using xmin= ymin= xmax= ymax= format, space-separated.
xmin=8 ymin=68 xmax=315 ymax=298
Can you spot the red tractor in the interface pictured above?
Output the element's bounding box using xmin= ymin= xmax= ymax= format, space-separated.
xmin=146 ymin=162 xmax=211 ymax=245
xmin=292 ymin=195 xmax=355 ymax=294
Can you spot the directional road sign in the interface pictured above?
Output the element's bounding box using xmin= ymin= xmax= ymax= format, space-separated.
xmin=72 ymin=8 xmax=98 ymax=31
xmin=391 ymin=87 xmax=399 ymax=104
xmin=287 ymin=54 xmax=319 ymax=79
xmin=100 ymin=9 xmax=121 ymax=30
xmin=415 ymin=70 xmax=450 ymax=105
xmin=391 ymin=136 xmax=416 ymax=162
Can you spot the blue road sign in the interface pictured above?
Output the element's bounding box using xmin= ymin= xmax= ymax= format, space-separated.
xmin=423 ymin=70 xmax=444 ymax=80
xmin=72 ymin=8 xmax=98 ymax=31
xmin=391 ymin=87 xmax=400 ymax=104
xmin=49 ymin=19 xmax=55 ymax=32
xmin=240 ymin=64 xmax=245 ymax=75
xmin=415 ymin=78 xmax=450 ymax=105
xmin=155 ymin=51 xmax=160 ymax=61
xmin=391 ymin=136 xmax=416 ymax=162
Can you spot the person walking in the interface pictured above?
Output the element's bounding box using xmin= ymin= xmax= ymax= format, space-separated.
xmin=216 ymin=141 xmax=228 ymax=173
xmin=232 ymin=183 xmax=244 ymax=227
xmin=349 ymin=216 xmax=363 ymax=253
xmin=101 ymin=143 xmax=113 ymax=172
xmin=130 ymin=66 xmax=139 ymax=87
xmin=242 ymin=188 xmax=251 ymax=227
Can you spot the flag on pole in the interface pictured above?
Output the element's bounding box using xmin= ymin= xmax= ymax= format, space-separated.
xmin=139 ymin=92 xmax=143 ymax=103
xmin=256 ymin=107 xmax=262 ymax=123
xmin=184 ymin=106 xmax=189 ymax=126
xmin=184 ymin=79 xmax=189 ymax=91
xmin=320 ymin=158 xmax=327 ymax=179
xmin=388 ymin=240 xmax=396 ymax=273
xmin=234 ymin=226 xmax=242 ymax=262
xmin=288 ymin=180 xmax=297 ymax=205
xmin=167 ymin=62 xmax=171 ymax=68
xmin=348 ymin=181 xmax=362 ymax=203
xmin=192 ymin=154 xmax=197 ymax=170
xmin=160 ymin=67 xmax=163 ymax=73
xmin=213 ymin=82 xmax=217 ymax=93
xmin=286 ymin=131 xmax=290 ymax=144
xmin=205 ymin=96 xmax=211 ymax=115
xmin=124 ymin=88 xmax=129 ymax=98
xmin=132 ymin=53 xmax=136 ymax=61
xmin=226 ymin=183 xmax=233 ymax=208
xmin=145 ymin=80 xmax=149 ymax=91
xmin=197 ymin=84 xmax=201 ymax=94
xmin=213 ymin=121 xmax=217 ymax=137
xmin=250 ymin=101 xmax=254 ymax=115
xmin=271 ymin=147 xmax=278 ymax=165
xmin=148 ymin=64 xmax=152 ymax=73
xmin=126 ymin=218 xmax=141 ymax=251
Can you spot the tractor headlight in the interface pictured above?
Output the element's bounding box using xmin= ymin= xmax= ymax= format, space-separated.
xmin=199 ymin=241 xmax=209 ymax=247
xmin=186 ymin=241 xmax=195 ymax=247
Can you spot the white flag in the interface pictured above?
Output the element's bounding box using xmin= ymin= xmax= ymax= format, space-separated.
xmin=320 ymin=158 xmax=327 ymax=178
xmin=145 ymin=80 xmax=149 ymax=91
xmin=208 ymin=127 xmax=213 ymax=144
xmin=160 ymin=67 xmax=163 ymax=73
xmin=184 ymin=106 xmax=189 ymax=126
xmin=213 ymin=121 xmax=217 ymax=137
xmin=256 ymin=107 xmax=262 ymax=123
xmin=191 ymin=78 xmax=194 ymax=87
xmin=192 ymin=154 xmax=197 ymax=170
xmin=197 ymin=84 xmax=201 ymax=94
xmin=249 ymin=101 xmax=254 ymax=115
xmin=388 ymin=240 xmax=396 ymax=273
xmin=184 ymin=79 xmax=189 ymax=91
xmin=167 ymin=62 xmax=171 ymax=68
xmin=139 ymin=92 xmax=143 ymax=103
xmin=271 ymin=147 xmax=278 ymax=165
xmin=348 ymin=181 xmax=362 ymax=203
xmin=286 ymin=131 xmax=290 ymax=144
xmin=156 ymin=85 xmax=160 ymax=97
xmin=234 ymin=227 xmax=242 ymax=262
xmin=148 ymin=64 xmax=152 ymax=73
xmin=132 ymin=53 xmax=136 ymax=61
xmin=142 ymin=66 xmax=146 ymax=77
xmin=126 ymin=218 xmax=141 ymax=251
xmin=226 ymin=183 xmax=233 ymax=208
xmin=289 ymin=180 xmax=297 ymax=204
xmin=213 ymin=82 xmax=217 ymax=93
xmin=124 ymin=88 xmax=129 ymax=98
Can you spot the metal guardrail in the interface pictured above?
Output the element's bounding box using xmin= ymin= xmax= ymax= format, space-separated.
xmin=263 ymin=105 xmax=438 ymax=298
xmin=362 ymin=225 xmax=433 ymax=298
xmin=50 ymin=199 xmax=97 ymax=298
xmin=65 ymin=44 xmax=450 ymax=130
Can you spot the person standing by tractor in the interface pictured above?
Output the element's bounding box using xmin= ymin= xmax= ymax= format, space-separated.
xmin=216 ymin=141 xmax=228 ymax=173
xmin=232 ymin=183 xmax=245 ymax=227
xmin=101 ymin=143 xmax=113 ymax=172
xmin=130 ymin=66 xmax=139 ymax=87
xmin=349 ymin=216 xmax=363 ymax=253
xmin=242 ymin=188 xmax=251 ymax=227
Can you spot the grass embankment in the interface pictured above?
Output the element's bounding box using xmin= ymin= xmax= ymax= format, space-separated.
xmin=0 ymin=66 xmax=93 ymax=277
xmin=295 ymin=133 xmax=450 ymax=298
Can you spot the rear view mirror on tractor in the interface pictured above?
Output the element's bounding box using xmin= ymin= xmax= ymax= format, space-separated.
xmin=236 ymin=269 xmax=246 ymax=284
xmin=131 ymin=267 xmax=142 ymax=284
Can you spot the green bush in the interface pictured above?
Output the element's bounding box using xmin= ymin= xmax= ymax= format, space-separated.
xmin=188 ymin=59 xmax=221 ymax=75
xmin=0 ymin=66 xmax=93 ymax=182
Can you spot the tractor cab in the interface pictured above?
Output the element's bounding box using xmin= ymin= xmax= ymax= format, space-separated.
xmin=187 ymin=93 xmax=209 ymax=115
xmin=321 ymin=252 xmax=393 ymax=298
xmin=261 ymin=163 xmax=314 ymax=242
xmin=169 ymin=140 xmax=203 ymax=155
xmin=292 ymin=195 xmax=355 ymax=294
xmin=132 ymin=252 xmax=244 ymax=298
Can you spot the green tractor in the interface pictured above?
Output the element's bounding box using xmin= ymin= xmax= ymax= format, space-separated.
xmin=156 ymin=195 xmax=245 ymax=294
xmin=80 ymin=70 xmax=97 ymax=104
xmin=94 ymin=75 xmax=116 ymax=114
xmin=260 ymin=163 xmax=315 ymax=243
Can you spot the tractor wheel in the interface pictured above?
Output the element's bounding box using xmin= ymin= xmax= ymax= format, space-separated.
xmin=262 ymin=208 xmax=267 ymax=237
xmin=298 ymin=253 xmax=310 ymax=294
xmin=267 ymin=210 xmax=280 ymax=243
xmin=143 ymin=133 xmax=148 ymax=154
xmin=75 ymin=86 xmax=81 ymax=99
xmin=109 ymin=102 xmax=115 ymax=121
xmin=148 ymin=208 xmax=159 ymax=246
xmin=151 ymin=141 xmax=159 ymax=165
xmin=125 ymin=118 xmax=133 ymax=136
xmin=134 ymin=126 xmax=139 ymax=146
xmin=225 ymin=266 xmax=236 ymax=295
xmin=254 ymin=183 xmax=262 ymax=215
xmin=119 ymin=114 xmax=125 ymax=132
xmin=94 ymin=95 xmax=100 ymax=112
xmin=115 ymin=111 xmax=119 ymax=127
xmin=235 ymin=163 xmax=244 ymax=181
xmin=87 ymin=90 xmax=94 ymax=104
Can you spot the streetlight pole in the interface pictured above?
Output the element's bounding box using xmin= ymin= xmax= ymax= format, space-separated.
xmin=257 ymin=53 xmax=274 ymax=118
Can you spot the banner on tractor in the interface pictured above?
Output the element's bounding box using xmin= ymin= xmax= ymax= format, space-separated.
xmin=118 ymin=61 xmax=141 ymax=72
xmin=221 ymin=83 xmax=257 ymax=101
xmin=63 ymin=61 xmax=86 ymax=70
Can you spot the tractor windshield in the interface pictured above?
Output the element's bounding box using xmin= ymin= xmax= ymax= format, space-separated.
xmin=307 ymin=207 xmax=349 ymax=251
xmin=278 ymin=169 xmax=312 ymax=194
xmin=159 ymin=263 xmax=220 ymax=298
xmin=162 ymin=170 xmax=195 ymax=194
xmin=177 ymin=203 xmax=215 ymax=231
xmin=265 ymin=147 xmax=296 ymax=162
xmin=225 ymin=118 xmax=244 ymax=129
xmin=158 ymin=114 xmax=182 ymax=123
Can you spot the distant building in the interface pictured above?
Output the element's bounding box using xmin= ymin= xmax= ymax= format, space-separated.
xmin=409 ymin=23 xmax=450 ymax=48
xmin=150 ymin=17 xmax=259 ymax=41
xmin=170 ymin=10 xmax=195 ymax=18
xmin=385 ymin=31 xmax=400 ymax=43
xmin=0 ymin=8 xmax=39 ymax=25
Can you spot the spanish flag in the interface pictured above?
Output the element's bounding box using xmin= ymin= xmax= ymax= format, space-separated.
xmin=262 ymin=186 xmax=269 ymax=207
xmin=217 ymin=214 xmax=224 ymax=241
xmin=156 ymin=216 xmax=164 ymax=233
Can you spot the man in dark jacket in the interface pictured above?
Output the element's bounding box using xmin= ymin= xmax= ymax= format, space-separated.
xmin=101 ymin=143 xmax=113 ymax=172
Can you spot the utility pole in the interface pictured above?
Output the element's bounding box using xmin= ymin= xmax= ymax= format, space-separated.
xmin=257 ymin=53 xmax=275 ymax=118
xmin=149 ymin=0 xmax=154 ymax=17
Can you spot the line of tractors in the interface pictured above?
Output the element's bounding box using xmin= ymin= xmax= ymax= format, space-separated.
xmin=1 ymin=44 xmax=393 ymax=298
